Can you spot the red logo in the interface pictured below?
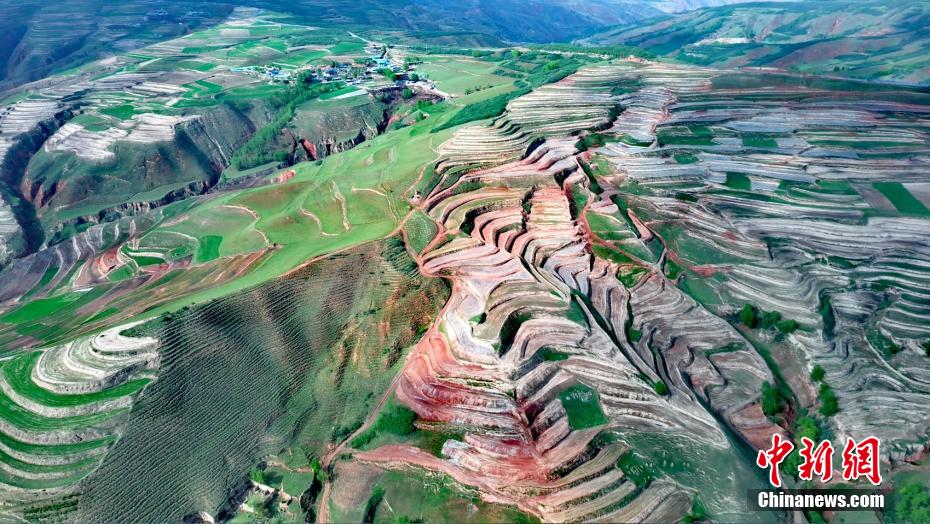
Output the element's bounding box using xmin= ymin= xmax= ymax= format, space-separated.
xmin=756 ymin=433 xmax=794 ymax=488
xmin=757 ymin=434 xmax=883 ymax=487
xmin=798 ymin=437 xmax=834 ymax=482
xmin=841 ymin=436 xmax=882 ymax=486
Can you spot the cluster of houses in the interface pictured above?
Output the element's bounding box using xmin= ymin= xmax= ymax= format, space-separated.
xmin=227 ymin=42 xmax=427 ymax=90
xmin=309 ymin=63 xmax=357 ymax=83
xmin=369 ymin=57 xmax=402 ymax=74
xmin=229 ymin=66 xmax=293 ymax=82
xmin=307 ymin=56 xmax=413 ymax=86
xmin=364 ymin=44 xmax=405 ymax=74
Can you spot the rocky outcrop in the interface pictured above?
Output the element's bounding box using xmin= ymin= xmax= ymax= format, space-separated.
xmin=0 ymin=101 xmax=69 ymax=261
xmin=290 ymin=96 xmax=387 ymax=163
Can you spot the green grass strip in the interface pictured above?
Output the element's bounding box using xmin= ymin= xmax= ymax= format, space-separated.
xmin=0 ymin=381 xmax=128 ymax=432
xmin=4 ymin=352 xmax=150 ymax=408
xmin=21 ymin=266 xmax=59 ymax=300
xmin=0 ymin=444 xmax=100 ymax=475
xmin=0 ymin=464 xmax=95 ymax=490
xmin=874 ymin=182 xmax=930 ymax=216
xmin=0 ymin=430 xmax=113 ymax=456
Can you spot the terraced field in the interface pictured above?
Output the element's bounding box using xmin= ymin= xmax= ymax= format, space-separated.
xmin=312 ymin=60 xmax=930 ymax=523
xmin=333 ymin=63 xmax=776 ymax=523
xmin=0 ymin=9 xmax=408 ymax=262
xmin=591 ymin=62 xmax=930 ymax=453
xmin=2 ymin=15 xmax=930 ymax=522
xmin=0 ymin=44 xmax=555 ymax=351
xmin=0 ymin=324 xmax=157 ymax=505
xmin=0 ymin=238 xmax=448 ymax=522
xmin=589 ymin=1 xmax=930 ymax=85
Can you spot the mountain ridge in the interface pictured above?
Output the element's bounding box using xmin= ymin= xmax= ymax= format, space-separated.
xmin=585 ymin=0 xmax=930 ymax=85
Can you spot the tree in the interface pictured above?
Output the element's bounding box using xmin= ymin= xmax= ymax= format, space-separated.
xmin=775 ymin=318 xmax=799 ymax=334
xmin=780 ymin=415 xmax=821 ymax=479
xmin=888 ymin=340 xmax=902 ymax=355
xmin=740 ymin=304 xmax=759 ymax=328
xmin=401 ymin=87 xmax=414 ymax=99
xmin=683 ymin=494 xmax=707 ymax=523
xmin=818 ymin=383 xmax=839 ymax=417
xmin=809 ymin=365 xmax=825 ymax=382
xmin=761 ymin=381 xmax=783 ymax=416
xmin=794 ymin=416 xmax=820 ymax=441
xmin=896 ymin=483 xmax=930 ymax=524
xmin=653 ymin=381 xmax=668 ymax=396
xmin=249 ymin=466 xmax=266 ymax=485
xmin=760 ymin=310 xmax=782 ymax=329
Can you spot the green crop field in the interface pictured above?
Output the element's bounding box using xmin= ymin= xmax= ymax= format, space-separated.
xmin=874 ymin=182 xmax=930 ymax=216
xmin=130 ymin=254 xmax=165 ymax=267
xmin=332 ymin=468 xmax=538 ymax=524
xmin=1 ymin=288 xmax=105 ymax=325
xmin=741 ymin=134 xmax=778 ymax=148
xmin=3 ymin=352 xmax=150 ymax=407
xmin=272 ymin=49 xmax=327 ymax=67
xmin=21 ymin=266 xmax=59 ymax=300
xmin=182 ymin=79 xmax=223 ymax=99
xmin=99 ymin=104 xmax=138 ymax=121
xmin=317 ymin=86 xmax=362 ymax=100
xmin=327 ymin=41 xmax=365 ymax=55
xmin=69 ymin=113 xmax=110 ymax=131
xmin=417 ymin=56 xmax=515 ymax=97
xmin=559 ymin=383 xmax=608 ymax=430
xmin=218 ymin=84 xmax=287 ymax=101
xmin=195 ymin=235 xmax=223 ymax=263
xmin=724 ymin=172 xmax=752 ymax=191
xmin=403 ymin=210 xmax=438 ymax=253
xmin=175 ymin=60 xmax=216 ymax=72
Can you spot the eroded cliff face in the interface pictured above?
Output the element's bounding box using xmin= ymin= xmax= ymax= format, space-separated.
xmin=44 ymin=180 xmax=211 ymax=247
xmin=8 ymin=95 xmax=400 ymax=259
xmin=0 ymin=107 xmax=68 ymax=262
xmin=24 ymin=103 xmax=260 ymax=215
xmin=0 ymin=99 xmax=267 ymax=262
xmin=290 ymin=98 xmax=388 ymax=163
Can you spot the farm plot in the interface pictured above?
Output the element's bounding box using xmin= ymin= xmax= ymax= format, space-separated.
xmin=69 ymin=238 xmax=448 ymax=523
xmin=159 ymin=200 xmax=268 ymax=263
xmin=0 ymin=54 xmax=474 ymax=352
xmin=403 ymin=210 xmax=438 ymax=254
xmin=559 ymin=383 xmax=609 ymax=430
xmin=874 ymin=182 xmax=930 ymax=217
xmin=417 ymin=56 xmax=515 ymax=97
xmin=0 ymin=325 xmax=158 ymax=503
xmin=594 ymin=60 xmax=930 ymax=484
xmin=328 ymin=466 xmax=538 ymax=524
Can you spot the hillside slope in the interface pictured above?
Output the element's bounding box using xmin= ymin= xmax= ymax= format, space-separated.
xmin=0 ymin=0 xmax=232 ymax=92
xmin=0 ymin=0 xmax=769 ymax=92
xmin=586 ymin=1 xmax=930 ymax=84
xmin=3 ymin=55 xmax=930 ymax=522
